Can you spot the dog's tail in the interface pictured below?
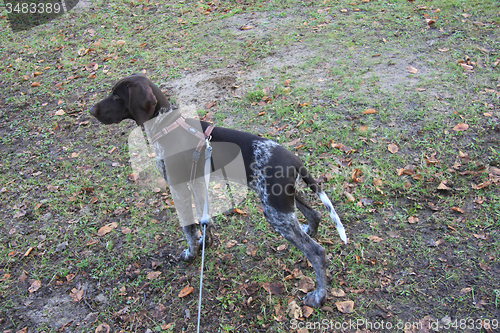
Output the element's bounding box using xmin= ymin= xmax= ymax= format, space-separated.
xmin=298 ymin=166 xmax=348 ymax=244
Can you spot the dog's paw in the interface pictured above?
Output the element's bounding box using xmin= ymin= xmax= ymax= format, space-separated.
xmin=303 ymin=289 xmax=326 ymax=308
xmin=197 ymin=227 xmax=214 ymax=248
xmin=178 ymin=249 xmax=197 ymax=262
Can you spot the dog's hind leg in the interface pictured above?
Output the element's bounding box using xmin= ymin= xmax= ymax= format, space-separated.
xmin=262 ymin=201 xmax=327 ymax=308
xmin=295 ymin=192 xmax=322 ymax=238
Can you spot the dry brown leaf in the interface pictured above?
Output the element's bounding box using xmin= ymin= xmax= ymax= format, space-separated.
xmin=31 ymin=81 xmax=41 ymax=87
xmin=335 ymin=300 xmax=354 ymax=314
xmin=240 ymin=25 xmax=254 ymax=30
xmin=297 ymin=276 xmax=315 ymax=293
xmin=344 ymin=191 xmax=355 ymax=202
xmin=23 ymin=246 xmax=34 ymax=258
xmin=453 ymin=123 xmax=469 ymax=131
xmin=262 ymin=282 xmax=285 ymax=295
xmin=116 ymin=40 xmax=126 ymax=46
xmin=28 ymin=280 xmax=41 ymax=293
xmin=179 ymin=285 xmax=194 ymax=298
xmin=283 ymin=79 xmax=291 ymax=86
xmin=372 ymin=178 xmax=383 ymax=186
xmin=276 ymin=244 xmax=287 ymax=251
xmin=388 ymin=143 xmax=399 ymax=154
xmin=438 ymin=181 xmax=451 ymax=191
xmin=362 ymin=108 xmax=377 ymax=115
xmin=408 ymin=216 xmax=419 ymax=224
xmin=368 ymin=235 xmax=383 ymax=243
xmin=246 ymin=244 xmax=257 ymax=257
xmin=85 ymin=62 xmax=98 ymax=72
xmin=408 ymin=66 xmax=418 ymax=74
xmin=472 ymin=181 xmax=491 ymax=190
xmin=147 ymin=271 xmax=161 ymax=280
xmin=70 ymin=288 xmax=84 ymax=302
xmin=460 ymin=63 xmax=473 ymax=70
xmin=302 ymin=305 xmax=314 ymax=318
xmin=359 ymin=125 xmax=368 ymax=132
xmin=97 ymin=222 xmax=118 ymax=236
xmin=331 ymin=288 xmax=346 ymax=297
xmin=426 ymin=18 xmax=435 ymax=26
xmin=95 ymin=323 xmax=111 ymax=333
xmin=225 ymin=240 xmax=238 ymax=249
xmin=451 ymin=206 xmax=465 ymax=213
xmin=233 ymin=208 xmax=247 ymax=215
xmin=121 ymin=227 xmax=131 ymax=234
xmin=287 ymin=300 xmax=302 ymax=319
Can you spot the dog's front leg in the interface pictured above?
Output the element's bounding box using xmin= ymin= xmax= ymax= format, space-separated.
xmin=170 ymin=184 xmax=200 ymax=262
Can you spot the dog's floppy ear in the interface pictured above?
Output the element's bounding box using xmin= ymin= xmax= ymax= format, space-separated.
xmin=128 ymin=81 xmax=157 ymax=125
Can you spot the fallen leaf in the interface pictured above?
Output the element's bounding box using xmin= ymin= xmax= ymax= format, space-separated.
xmin=121 ymin=227 xmax=131 ymax=235
xmin=85 ymin=62 xmax=98 ymax=72
xmin=283 ymin=79 xmax=291 ymax=86
xmin=473 ymin=234 xmax=487 ymax=240
xmin=408 ymin=216 xmax=419 ymax=224
xmin=28 ymin=280 xmax=41 ymax=293
xmin=372 ymin=178 xmax=383 ymax=186
xmin=388 ymin=143 xmax=399 ymax=154
xmin=362 ymin=108 xmax=377 ymax=115
xmin=331 ymin=288 xmax=346 ymax=297
xmin=95 ymin=323 xmax=111 ymax=333
xmin=297 ymin=276 xmax=315 ymax=293
xmin=335 ymin=300 xmax=354 ymax=314
xmin=70 ymin=288 xmax=84 ymax=302
xmin=31 ymin=81 xmax=41 ymax=87
xmin=344 ymin=191 xmax=355 ymax=201
xmin=472 ymin=181 xmax=491 ymax=190
xmin=276 ymin=244 xmax=287 ymax=251
xmin=116 ymin=40 xmax=126 ymax=46
xmin=437 ymin=181 xmax=451 ymax=190
xmin=179 ymin=285 xmax=194 ymax=298
xmin=246 ymin=244 xmax=257 ymax=256
xmin=368 ymin=235 xmax=383 ymax=243
xmin=408 ymin=66 xmax=418 ymax=74
xmin=97 ymin=222 xmax=118 ymax=236
xmin=286 ymin=300 xmax=302 ymax=319
xmin=426 ymin=18 xmax=435 ymax=26
xmin=146 ymin=271 xmax=161 ymax=280
xmin=225 ymin=240 xmax=238 ymax=249
xmin=359 ymin=125 xmax=368 ymax=132
xmin=233 ymin=208 xmax=247 ymax=215
xmin=451 ymin=206 xmax=465 ymax=213
xmin=127 ymin=173 xmax=139 ymax=181
xmin=460 ymin=287 xmax=472 ymax=294
xmin=302 ymin=305 xmax=314 ymax=318
xmin=240 ymin=25 xmax=254 ymax=30
xmin=23 ymin=247 xmax=34 ymax=257
xmin=452 ymin=123 xmax=469 ymax=131
xmin=460 ymin=63 xmax=473 ymax=70
xmin=262 ymin=282 xmax=285 ymax=295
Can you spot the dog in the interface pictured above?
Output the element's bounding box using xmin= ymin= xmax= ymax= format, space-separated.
xmin=89 ymin=74 xmax=347 ymax=308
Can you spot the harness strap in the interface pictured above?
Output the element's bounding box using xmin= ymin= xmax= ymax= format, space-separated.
xmin=152 ymin=115 xmax=214 ymax=184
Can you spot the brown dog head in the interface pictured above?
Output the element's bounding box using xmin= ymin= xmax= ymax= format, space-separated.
xmin=89 ymin=74 xmax=160 ymax=126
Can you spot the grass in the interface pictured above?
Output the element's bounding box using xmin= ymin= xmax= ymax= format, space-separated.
xmin=0 ymin=0 xmax=499 ymax=331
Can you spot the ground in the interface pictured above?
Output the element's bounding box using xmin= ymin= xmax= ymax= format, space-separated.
xmin=0 ymin=0 xmax=499 ymax=332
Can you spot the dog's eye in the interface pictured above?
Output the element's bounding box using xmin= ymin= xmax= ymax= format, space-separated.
xmin=113 ymin=92 xmax=120 ymax=99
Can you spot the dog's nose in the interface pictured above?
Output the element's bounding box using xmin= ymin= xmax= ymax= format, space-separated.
xmin=89 ymin=106 xmax=97 ymax=117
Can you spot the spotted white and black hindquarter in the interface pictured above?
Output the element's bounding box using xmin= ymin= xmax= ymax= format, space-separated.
xmin=249 ymin=139 xmax=298 ymax=231
xmin=249 ymin=139 xmax=329 ymax=307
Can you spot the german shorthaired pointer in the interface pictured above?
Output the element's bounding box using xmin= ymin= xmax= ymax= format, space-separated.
xmin=89 ymin=74 xmax=347 ymax=308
